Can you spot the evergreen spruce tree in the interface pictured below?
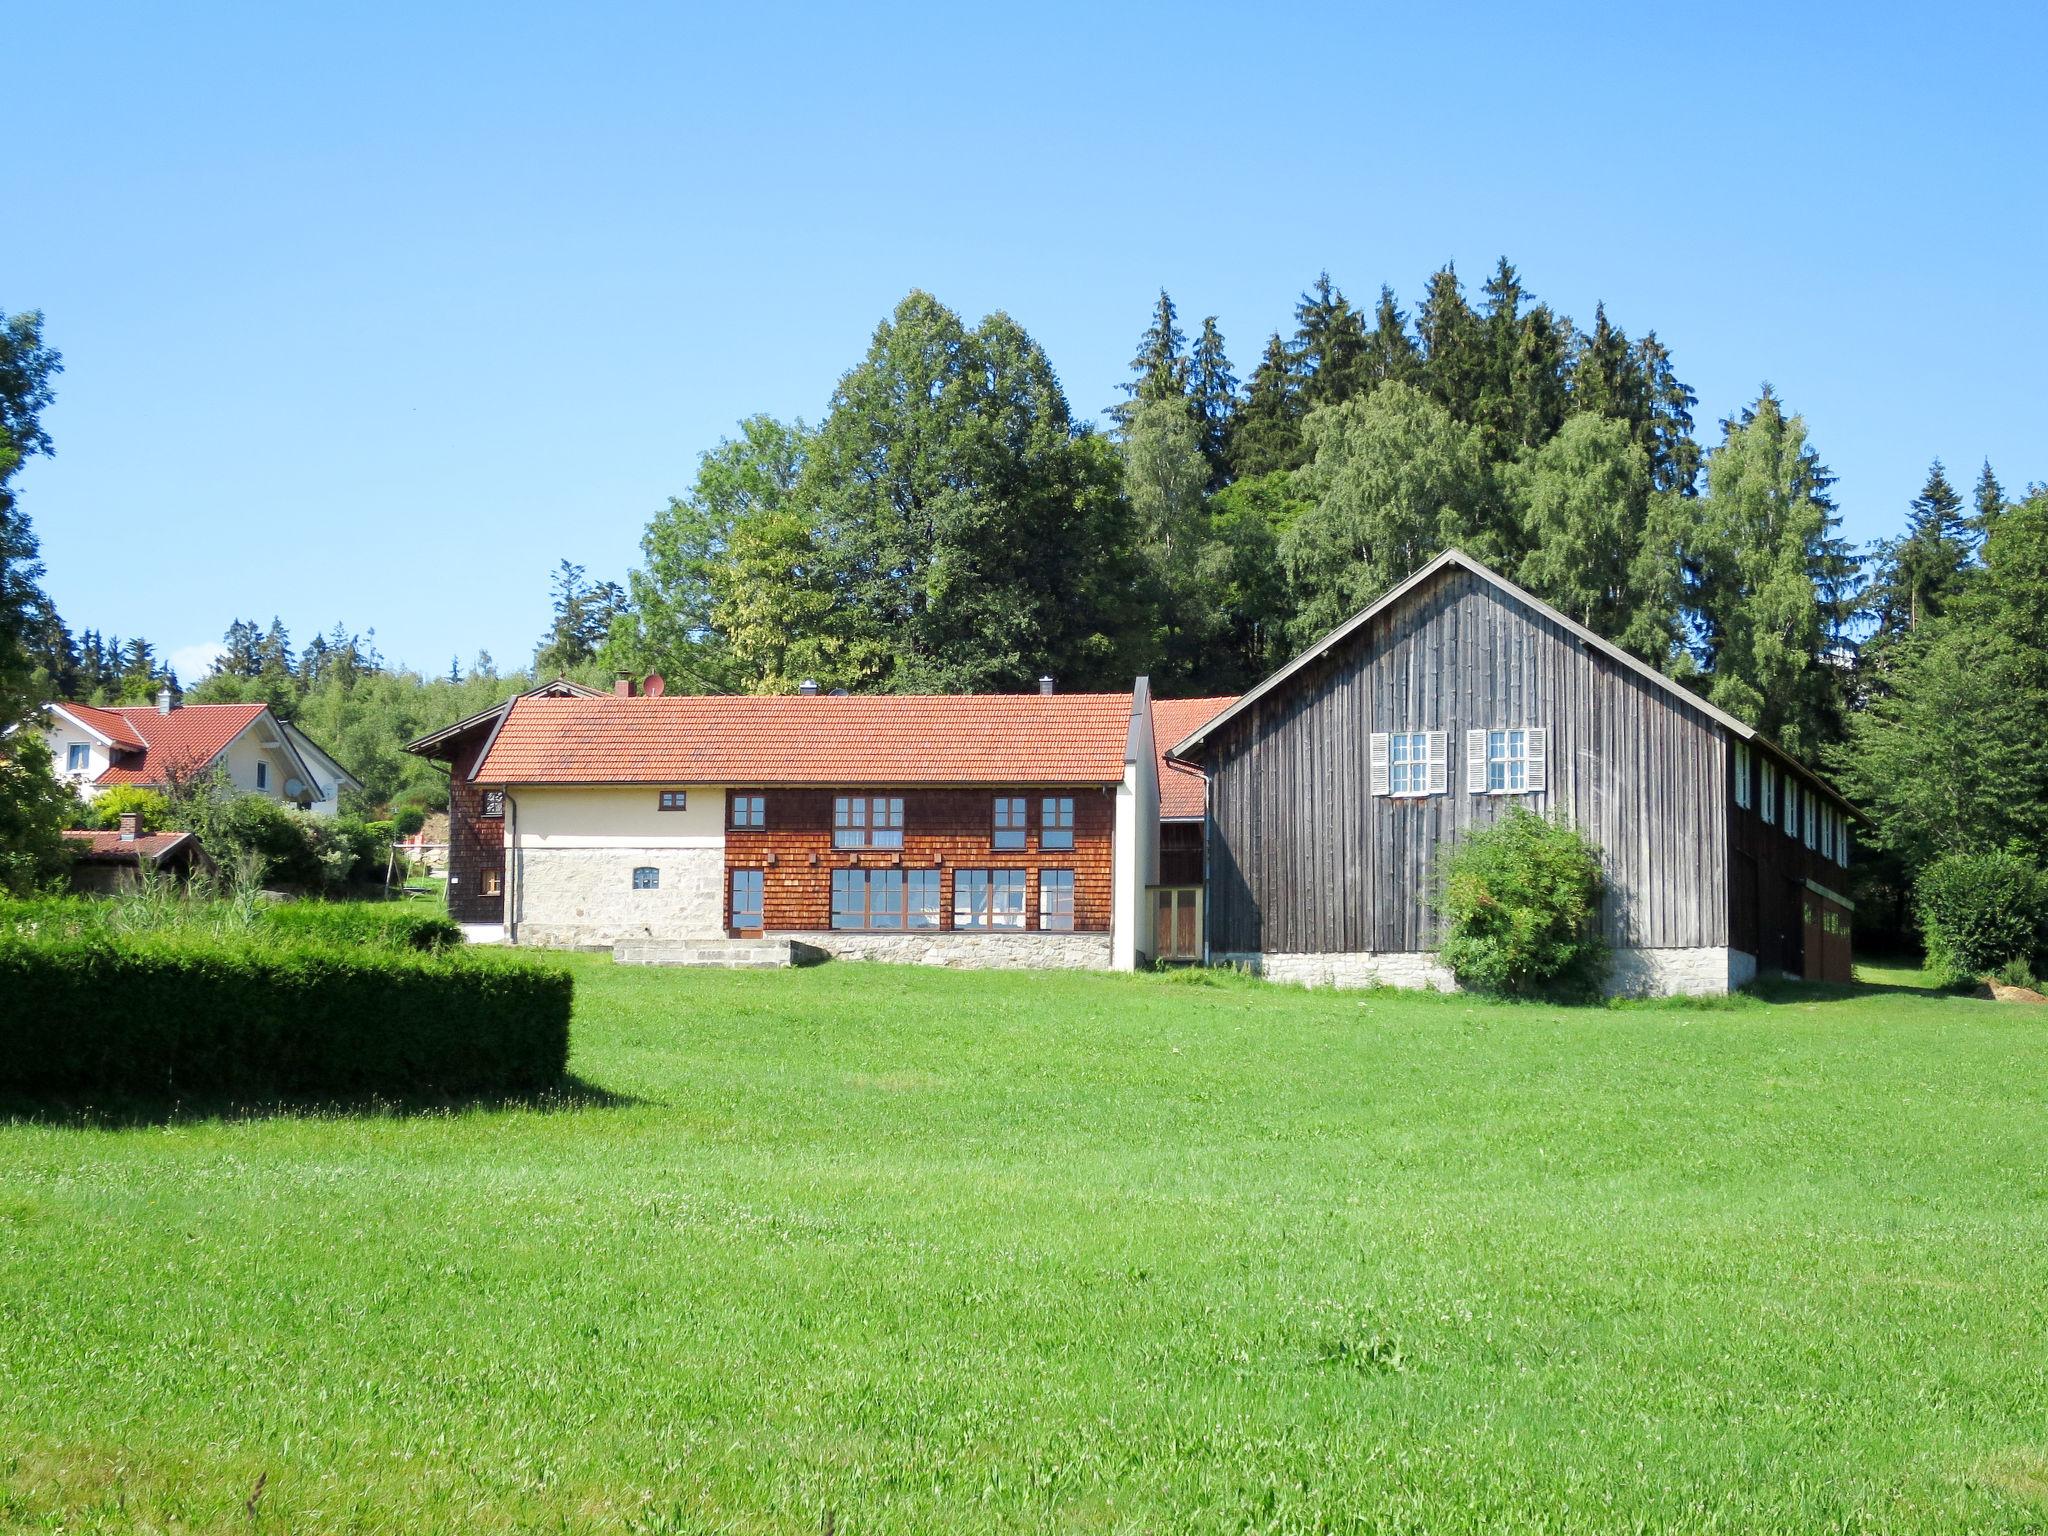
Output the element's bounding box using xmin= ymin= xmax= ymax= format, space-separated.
xmin=1972 ymin=459 xmax=2007 ymax=536
xmin=1188 ymin=316 xmax=1238 ymax=488
xmin=1111 ymin=290 xmax=1189 ymax=430
xmin=1291 ymin=273 xmax=1368 ymax=411
xmin=1415 ymin=264 xmax=1485 ymax=423
xmin=1363 ymin=286 xmax=1421 ymax=392
xmin=1632 ymin=333 xmax=1701 ymax=493
xmin=1228 ymin=332 xmax=1306 ymax=478
xmin=1508 ymin=303 xmax=1571 ymax=453
xmin=1475 ymin=258 xmax=1525 ymax=455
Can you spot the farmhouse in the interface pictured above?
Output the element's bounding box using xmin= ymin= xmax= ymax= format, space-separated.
xmin=38 ymin=689 xmax=360 ymax=816
xmin=1168 ymin=549 xmax=1856 ymax=995
xmin=406 ymin=677 xmax=1203 ymax=970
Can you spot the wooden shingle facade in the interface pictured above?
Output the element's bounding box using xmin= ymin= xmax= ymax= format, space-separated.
xmin=1170 ymin=550 xmax=1856 ymax=995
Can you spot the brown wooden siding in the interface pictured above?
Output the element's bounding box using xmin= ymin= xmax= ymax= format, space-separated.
xmin=446 ymin=732 xmax=505 ymax=923
xmin=726 ymin=787 xmax=1114 ymax=933
xmin=1205 ymin=566 xmax=1730 ymax=955
xmin=1726 ymin=750 xmax=1855 ymax=979
xmin=1158 ymin=821 xmax=1204 ymax=886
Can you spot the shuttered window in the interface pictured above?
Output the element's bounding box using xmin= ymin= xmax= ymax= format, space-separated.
xmin=1803 ymin=789 xmax=1818 ymax=850
xmin=1372 ymin=731 xmax=1446 ymax=797
xmin=1760 ymin=761 xmax=1776 ymax=826
xmin=1466 ymin=728 xmax=1548 ymax=794
xmin=1734 ymin=742 xmax=1752 ymax=809
xmin=1783 ymin=775 xmax=1798 ymax=839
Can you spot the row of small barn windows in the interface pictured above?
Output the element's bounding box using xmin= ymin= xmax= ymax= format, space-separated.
xmin=1732 ymin=744 xmax=1851 ymax=868
xmin=477 ymin=790 xmax=1078 ymax=850
xmin=631 ymin=865 xmax=1079 ymax=932
xmin=1368 ymin=730 xmax=1549 ymax=798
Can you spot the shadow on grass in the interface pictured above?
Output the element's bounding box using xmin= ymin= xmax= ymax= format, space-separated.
xmin=0 ymin=1072 xmax=643 ymax=1130
xmin=1745 ymin=973 xmax=1950 ymax=1005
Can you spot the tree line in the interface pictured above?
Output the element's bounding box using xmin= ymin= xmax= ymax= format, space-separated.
xmin=2 ymin=285 xmax=2041 ymax=938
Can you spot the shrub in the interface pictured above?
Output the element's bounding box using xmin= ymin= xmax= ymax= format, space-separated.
xmin=0 ymin=935 xmax=570 ymax=1098
xmin=1436 ymin=808 xmax=1608 ymax=999
xmin=1915 ymin=851 xmax=2048 ymax=986
xmin=76 ymin=786 xmax=172 ymax=833
xmin=259 ymin=901 xmax=462 ymax=952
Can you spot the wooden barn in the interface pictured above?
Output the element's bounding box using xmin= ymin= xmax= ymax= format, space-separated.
xmin=1167 ymin=549 xmax=1856 ymax=996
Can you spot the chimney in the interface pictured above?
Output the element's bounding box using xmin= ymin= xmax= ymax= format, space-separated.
xmin=118 ymin=811 xmax=140 ymax=842
xmin=613 ymin=671 xmax=634 ymax=698
xmin=156 ymin=684 xmax=174 ymax=715
xmin=1038 ymin=675 xmax=1055 ymax=695
xmin=798 ymin=679 xmax=819 ymax=697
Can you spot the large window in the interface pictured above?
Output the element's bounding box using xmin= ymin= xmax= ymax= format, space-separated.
xmin=1041 ymin=796 xmax=1075 ymax=850
xmin=729 ymin=793 xmax=765 ymax=829
xmin=992 ymin=796 xmax=1027 ymax=850
xmin=1039 ymin=869 xmax=1075 ymax=930
xmin=831 ymin=868 xmax=939 ymax=929
xmin=955 ymin=869 xmax=1027 ymax=929
xmin=834 ymin=795 xmax=904 ymax=849
xmin=1386 ymin=731 xmax=1436 ymax=797
xmin=66 ymin=743 xmax=89 ymax=772
xmin=731 ymin=868 xmax=764 ymax=930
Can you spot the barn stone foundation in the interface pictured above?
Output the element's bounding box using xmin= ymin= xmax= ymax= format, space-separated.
xmin=788 ymin=931 xmax=1115 ymax=971
xmin=513 ymin=846 xmax=724 ymax=949
xmin=1219 ymin=946 xmax=1758 ymax=998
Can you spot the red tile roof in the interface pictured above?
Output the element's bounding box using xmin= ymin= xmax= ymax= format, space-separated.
xmin=53 ymin=702 xmax=270 ymax=787
xmin=1151 ymin=696 xmax=1235 ymax=819
xmin=61 ymin=829 xmax=199 ymax=864
xmin=473 ymin=691 xmax=1140 ymax=787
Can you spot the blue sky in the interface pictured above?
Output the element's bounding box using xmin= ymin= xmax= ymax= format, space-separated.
xmin=11 ymin=1 xmax=2044 ymax=683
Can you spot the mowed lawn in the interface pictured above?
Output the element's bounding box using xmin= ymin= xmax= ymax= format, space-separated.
xmin=4 ymin=960 xmax=2048 ymax=1533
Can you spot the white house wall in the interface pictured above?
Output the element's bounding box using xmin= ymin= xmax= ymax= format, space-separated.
xmin=509 ymin=785 xmax=727 ymax=948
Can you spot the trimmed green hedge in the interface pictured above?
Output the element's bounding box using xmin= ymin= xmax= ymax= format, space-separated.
xmin=0 ymin=898 xmax=462 ymax=953
xmin=0 ymin=938 xmax=571 ymax=1099
xmin=1916 ymin=851 xmax=2048 ymax=987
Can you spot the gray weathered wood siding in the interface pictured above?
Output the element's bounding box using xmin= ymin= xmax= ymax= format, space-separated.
xmin=1205 ymin=566 xmax=1729 ymax=954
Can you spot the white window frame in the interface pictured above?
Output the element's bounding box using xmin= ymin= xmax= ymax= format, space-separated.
xmin=833 ymin=794 xmax=905 ymax=850
xmin=1803 ymin=788 xmax=1817 ymax=850
xmin=1760 ymin=761 xmax=1776 ymax=826
xmin=1734 ymin=742 xmax=1752 ymax=810
xmin=1373 ymin=731 xmax=1446 ymax=798
xmin=1783 ymin=774 xmax=1798 ymax=839
xmin=1819 ymin=805 xmax=1834 ymax=861
xmin=66 ymin=743 xmax=90 ymax=773
xmin=1487 ymin=729 xmax=1529 ymax=793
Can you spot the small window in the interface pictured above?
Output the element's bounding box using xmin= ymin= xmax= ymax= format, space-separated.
xmin=66 ymin=743 xmax=90 ymax=772
xmin=955 ymin=869 xmax=1027 ymax=930
xmin=658 ymin=790 xmax=688 ymax=812
xmin=1803 ymin=789 xmax=1817 ymax=850
xmin=1734 ymin=743 xmax=1752 ymax=810
xmin=256 ymin=761 xmax=268 ymax=790
xmin=1838 ymin=818 xmax=1852 ymax=869
xmin=481 ymin=790 xmax=505 ymax=820
xmin=1782 ymin=775 xmax=1798 ymax=839
xmin=1389 ymin=731 xmax=1431 ymax=796
xmin=730 ymin=868 xmax=764 ymax=931
xmin=1760 ymin=762 xmax=1777 ymax=826
xmin=1819 ymin=805 xmax=1835 ymax=861
xmin=993 ymin=796 xmax=1027 ymax=850
xmin=1041 ymin=796 xmax=1075 ymax=850
xmin=1486 ymin=730 xmax=1529 ymax=793
xmin=833 ymin=795 xmax=905 ymax=849
xmin=481 ymin=869 xmax=502 ymax=897
xmin=1039 ymin=869 xmax=1075 ymax=930
xmin=729 ymin=793 xmax=765 ymax=829
xmin=632 ymin=866 xmax=660 ymax=890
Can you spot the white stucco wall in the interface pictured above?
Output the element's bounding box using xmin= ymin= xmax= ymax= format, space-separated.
xmin=41 ymin=722 xmax=110 ymax=795
xmin=220 ymin=726 xmax=307 ymax=803
xmin=508 ymin=785 xmax=729 ymax=948
xmin=1113 ymin=690 xmax=1159 ymax=972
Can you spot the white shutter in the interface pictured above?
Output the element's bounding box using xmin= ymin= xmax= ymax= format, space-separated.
xmin=1525 ymin=727 xmax=1548 ymax=793
xmin=1734 ymin=742 xmax=1751 ymax=808
xmin=1761 ymin=761 xmax=1776 ymax=825
xmin=1369 ymin=733 xmax=1389 ymax=796
xmin=1466 ymin=730 xmax=1487 ymax=793
xmin=1804 ymin=789 xmax=1817 ymax=849
xmin=1839 ymin=819 xmax=1852 ymax=868
xmin=1427 ymin=732 xmax=1448 ymax=794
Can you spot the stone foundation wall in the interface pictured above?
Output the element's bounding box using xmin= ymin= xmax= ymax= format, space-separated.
xmin=787 ymin=930 xmax=1114 ymax=971
xmin=514 ymin=846 xmax=724 ymax=949
xmin=1219 ymin=946 xmax=1757 ymax=998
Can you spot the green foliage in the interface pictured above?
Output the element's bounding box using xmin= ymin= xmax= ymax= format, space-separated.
xmin=75 ymin=784 xmax=171 ymax=832
xmin=166 ymin=770 xmax=383 ymax=890
xmin=1436 ymin=807 xmax=1609 ymax=998
xmin=0 ymin=892 xmax=459 ymax=951
xmin=1914 ymin=851 xmax=2048 ymax=986
xmin=258 ymin=900 xmax=463 ymax=952
xmin=1283 ymin=383 xmax=1494 ymax=642
xmin=0 ymin=932 xmax=568 ymax=1098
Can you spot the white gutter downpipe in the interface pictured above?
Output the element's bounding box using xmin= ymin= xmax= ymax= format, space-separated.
xmin=1112 ymin=676 xmax=1158 ymax=972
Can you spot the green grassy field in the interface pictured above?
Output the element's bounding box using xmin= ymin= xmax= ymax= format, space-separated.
xmin=3 ymin=958 xmax=2046 ymax=1533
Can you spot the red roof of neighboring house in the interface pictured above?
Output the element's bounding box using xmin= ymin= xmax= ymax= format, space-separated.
xmin=472 ymin=691 xmax=1140 ymax=787
xmin=56 ymin=702 xmax=148 ymax=752
xmin=61 ymin=829 xmax=199 ymax=864
xmin=53 ymin=702 xmax=271 ymax=787
xmin=1151 ymin=696 xmax=1234 ymax=819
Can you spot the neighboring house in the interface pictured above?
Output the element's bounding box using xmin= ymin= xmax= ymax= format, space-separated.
xmin=406 ymin=676 xmax=1166 ymax=969
xmin=38 ymin=688 xmax=360 ymax=816
xmin=1149 ymin=694 xmax=1235 ymax=962
xmin=60 ymin=813 xmax=207 ymax=893
xmin=1168 ymin=548 xmax=1857 ymax=995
